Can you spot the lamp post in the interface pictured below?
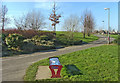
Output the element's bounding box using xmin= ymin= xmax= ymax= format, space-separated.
xmin=104 ymin=8 xmax=110 ymax=44
xmin=102 ymin=21 xmax=104 ymax=30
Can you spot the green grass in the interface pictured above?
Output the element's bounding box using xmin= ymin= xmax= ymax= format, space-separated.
xmin=24 ymin=45 xmax=118 ymax=81
xmin=110 ymin=35 xmax=118 ymax=39
xmin=103 ymin=34 xmax=119 ymax=44
xmin=2 ymin=31 xmax=99 ymax=57
xmin=110 ymin=34 xmax=119 ymax=44
xmin=103 ymin=34 xmax=118 ymax=40
xmin=56 ymin=31 xmax=99 ymax=45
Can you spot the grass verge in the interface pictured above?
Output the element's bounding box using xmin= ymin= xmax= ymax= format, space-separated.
xmin=24 ymin=45 xmax=118 ymax=81
xmin=56 ymin=31 xmax=99 ymax=45
xmin=110 ymin=34 xmax=119 ymax=44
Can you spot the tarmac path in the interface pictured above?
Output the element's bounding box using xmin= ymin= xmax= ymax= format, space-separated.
xmin=1 ymin=34 xmax=114 ymax=81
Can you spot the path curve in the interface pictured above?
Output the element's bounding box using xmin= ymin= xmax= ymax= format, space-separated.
xmin=2 ymin=34 xmax=114 ymax=81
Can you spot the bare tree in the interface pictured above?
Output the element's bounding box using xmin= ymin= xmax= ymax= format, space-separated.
xmin=80 ymin=9 xmax=95 ymax=38
xmin=49 ymin=2 xmax=61 ymax=35
xmin=80 ymin=10 xmax=87 ymax=38
xmin=27 ymin=10 xmax=46 ymax=30
xmin=14 ymin=14 xmax=28 ymax=30
xmin=0 ymin=5 xmax=8 ymax=30
xmin=14 ymin=10 xmax=46 ymax=30
xmin=63 ymin=14 xmax=80 ymax=39
xmin=86 ymin=12 xmax=95 ymax=36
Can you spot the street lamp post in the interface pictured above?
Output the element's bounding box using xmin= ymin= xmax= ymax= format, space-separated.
xmin=102 ymin=21 xmax=104 ymax=30
xmin=104 ymin=8 xmax=110 ymax=44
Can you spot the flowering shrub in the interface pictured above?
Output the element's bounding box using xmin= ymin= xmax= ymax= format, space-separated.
xmin=2 ymin=34 xmax=7 ymax=43
xmin=24 ymin=35 xmax=54 ymax=46
xmin=32 ymin=35 xmax=54 ymax=46
xmin=40 ymin=40 xmax=54 ymax=46
xmin=5 ymin=33 xmax=24 ymax=50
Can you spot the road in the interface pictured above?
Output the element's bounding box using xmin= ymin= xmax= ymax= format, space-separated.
xmin=1 ymin=35 xmax=114 ymax=81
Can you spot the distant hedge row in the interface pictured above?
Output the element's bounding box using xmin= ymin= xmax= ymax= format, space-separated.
xmin=2 ymin=29 xmax=55 ymax=38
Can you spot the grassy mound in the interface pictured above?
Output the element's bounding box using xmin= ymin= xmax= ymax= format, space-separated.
xmin=24 ymin=45 xmax=118 ymax=81
xmin=56 ymin=31 xmax=98 ymax=46
xmin=2 ymin=31 xmax=99 ymax=57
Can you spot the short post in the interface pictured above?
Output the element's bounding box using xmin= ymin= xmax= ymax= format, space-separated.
xmin=49 ymin=57 xmax=63 ymax=78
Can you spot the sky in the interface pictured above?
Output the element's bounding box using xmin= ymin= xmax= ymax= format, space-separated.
xmin=1 ymin=1 xmax=118 ymax=31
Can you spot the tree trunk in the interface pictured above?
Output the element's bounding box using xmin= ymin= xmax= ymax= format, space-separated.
xmin=71 ymin=32 xmax=74 ymax=45
xmin=53 ymin=25 xmax=56 ymax=41
xmin=83 ymin=29 xmax=85 ymax=38
xmin=83 ymin=32 xmax=85 ymax=38
xmin=88 ymin=32 xmax=90 ymax=36
xmin=2 ymin=18 xmax=5 ymax=30
xmin=53 ymin=25 xmax=56 ymax=35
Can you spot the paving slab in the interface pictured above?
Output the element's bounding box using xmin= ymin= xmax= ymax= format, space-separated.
xmin=36 ymin=66 xmax=51 ymax=80
xmin=36 ymin=66 xmax=59 ymax=80
xmin=2 ymin=34 xmax=115 ymax=81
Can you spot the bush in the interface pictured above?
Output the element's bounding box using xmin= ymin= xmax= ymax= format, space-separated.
xmin=2 ymin=33 xmax=8 ymax=41
xmin=32 ymin=35 xmax=41 ymax=42
xmin=20 ymin=42 xmax=37 ymax=53
xmin=5 ymin=33 xmax=24 ymax=50
xmin=31 ymin=35 xmax=54 ymax=46
xmin=40 ymin=40 xmax=54 ymax=46
xmin=56 ymin=34 xmax=82 ymax=46
xmin=32 ymin=35 xmax=54 ymax=41
xmin=21 ymin=30 xmax=40 ymax=38
xmin=113 ymin=38 xmax=120 ymax=45
xmin=113 ymin=39 xmax=118 ymax=44
xmin=40 ymin=35 xmax=49 ymax=41
xmin=56 ymin=34 xmax=68 ymax=45
xmin=20 ymin=41 xmax=55 ymax=53
xmin=2 ymin=29 xmax=55 ymax=39
xmin=2 ymin=43 xmax=8 ymax=52
xmin=1 ymin=34 xmax=9 ymax=45
xmin=73 ymin=40 xmax=82 ymax=45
